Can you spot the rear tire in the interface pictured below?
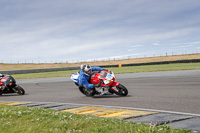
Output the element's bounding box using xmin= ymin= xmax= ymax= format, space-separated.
xmin=15 ymin=86 xmax=25 ymax=95
xmin=82 ymin=86 xmax=95 ymax=97
xmin=115 ymin=84 xmax=128 ymax=96
xmin=75 ymin=82 xmax=79 ymax=86
xmin=79 ymin=86 xmax=85 ymax=94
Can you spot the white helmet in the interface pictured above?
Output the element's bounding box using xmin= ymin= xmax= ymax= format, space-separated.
xmin=82 ymin=64 xmax=92 ymax=76
xmin=80 ymin=64 xmax=85 ymax=70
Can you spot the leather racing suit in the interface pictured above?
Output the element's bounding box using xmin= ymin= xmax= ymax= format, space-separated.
xmin=77 ymin=67 xmax=103 ymax=89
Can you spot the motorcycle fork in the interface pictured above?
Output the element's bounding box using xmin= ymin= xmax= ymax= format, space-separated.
xmin=6 ymin=84 xmax=17 ymax=92
xmin=12 ymin=85 xmax=19 ymax=93
xmin=110 ymin=82 xmax=120 ymax=93
xmin=110 ymin=86 xmax=119 ymax=93
xmin=1 ymin=85 xmax=7 ymax=91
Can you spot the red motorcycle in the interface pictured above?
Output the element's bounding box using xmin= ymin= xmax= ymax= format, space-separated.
xmin=70 ymin=70 xmax=128 ymax=97
xmin=0 ymin=75 xmax=25 ymax=95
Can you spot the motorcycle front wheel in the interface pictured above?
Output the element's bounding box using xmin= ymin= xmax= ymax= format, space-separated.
xmin=15 ymin=86 xmax=25 ymax=95
xmin=115 ymin=84 xmax=128 ymax=96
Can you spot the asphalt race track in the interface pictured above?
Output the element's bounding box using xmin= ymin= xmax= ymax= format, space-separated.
xmin=1 ymin=69 xmax=200 ymax=115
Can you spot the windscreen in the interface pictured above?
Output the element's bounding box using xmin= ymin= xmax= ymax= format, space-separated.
xmin=5 ymin=75 xmax=16 ymax=84
xmin=99 ymin=71 xmax=108 ymax=78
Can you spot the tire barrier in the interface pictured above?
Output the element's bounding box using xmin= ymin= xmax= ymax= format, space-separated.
xmin=121 ymin=59 xmax=200 ymax=67
xmin=0 ymin=67 xmax=79 ymax=75
xmin=99 ymin=59 xmax=200 ymax=68
xmin=0 ymin=59 xmax=200 ymax=75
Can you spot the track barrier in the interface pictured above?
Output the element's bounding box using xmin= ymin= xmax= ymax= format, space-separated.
xmin=1 ymin=59 xmax=200 ymax=75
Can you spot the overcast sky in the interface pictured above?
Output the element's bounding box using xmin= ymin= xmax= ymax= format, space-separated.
xmin=1 ymin=0 xmax=200 ymax=63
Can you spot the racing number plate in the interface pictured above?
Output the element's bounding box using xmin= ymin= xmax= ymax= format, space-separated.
xmin=107 ymin=74 xmax=112 ymax=80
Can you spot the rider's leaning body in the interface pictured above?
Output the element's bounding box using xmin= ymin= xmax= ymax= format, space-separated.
xmin=77 ymin=64 xmax=103 ymax=89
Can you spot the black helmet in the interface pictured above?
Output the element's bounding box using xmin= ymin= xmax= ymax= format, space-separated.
xmin=82 ymin=64 xmax=92 ymax=76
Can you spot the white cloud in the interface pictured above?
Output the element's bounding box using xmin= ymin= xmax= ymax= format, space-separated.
xmin=130 ymin=45 xmax=143 ymax=48
xmin=178 ymin=45 xmax=193 ymax=48
xmin=0 ymin=0 xmax=200 ymax=63
xmin=152 ymin=43 xmax=159 ymax=46
xmin=128 ymin=49 xmax=133 ymax=52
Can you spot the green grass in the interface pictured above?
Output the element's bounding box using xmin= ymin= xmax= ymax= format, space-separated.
xmin=109 ymin=62 xmax=200 ymax=74
xmin=2 ymin=63 xmax=199 ymax=132
xmin=12 ymin=70 xmax=78 ymax=79
xmin=12 ymin=63 xmax=200 ymax=79
xmin=0 ymin=105 xmax=193 ymax=133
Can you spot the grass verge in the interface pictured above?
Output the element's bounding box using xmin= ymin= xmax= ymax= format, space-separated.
xmin=0 ymin=53 xmax=199 ymax=71
xmin=0 ymin=105 xmax=193 ymax=133
xmin=12 ymin=63 xmax=200 ymax=79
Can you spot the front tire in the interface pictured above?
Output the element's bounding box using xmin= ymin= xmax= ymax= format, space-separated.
xmin=15 ymin=86 xmax=25 ymax=95
xmin=115 ymin=84 xmax=128 ymax=96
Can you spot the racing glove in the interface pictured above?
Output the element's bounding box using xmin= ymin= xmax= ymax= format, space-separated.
xmin=103 ymin=69 xmax=108 ymax=71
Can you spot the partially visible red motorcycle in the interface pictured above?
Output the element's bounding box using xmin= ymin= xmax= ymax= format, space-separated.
xmin=0 ymin=75 xmax=25 ymax=95
xmin=70 ymin=70 xmax=128 ymax=97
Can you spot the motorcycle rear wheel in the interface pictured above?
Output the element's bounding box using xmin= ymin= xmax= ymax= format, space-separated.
xmin=82 ymin=86 xmax=95 ymax=97
xmin=115 ymin=84 xmax=128 ymax=96
xmin=79 ymin=86 xmax=85 ymax=94
xmin=75 ymin=82 xmax=79 ymax=86
xmin=15 ymin=86 xmax=25 ymax=95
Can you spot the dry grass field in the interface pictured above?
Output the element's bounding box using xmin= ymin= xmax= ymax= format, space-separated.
xmin=0 ymin=53 xmax=199 ymax=71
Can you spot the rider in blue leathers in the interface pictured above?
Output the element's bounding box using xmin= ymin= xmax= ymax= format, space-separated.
xmin=78 ymin=64 xmax=104 ymax=89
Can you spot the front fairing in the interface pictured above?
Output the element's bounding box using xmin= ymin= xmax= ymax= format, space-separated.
xmin=0 ymin=77 xmax=7 ymax=85
xmin=5 ymin=75 xmax=16 ymax=86
xmin=90 ymin=73 xmax=101 ymax=84
xmin=91 ymin=71 xmax=117 ymax=86
xmin=103 ymin=72 xmax=115 ymax=84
